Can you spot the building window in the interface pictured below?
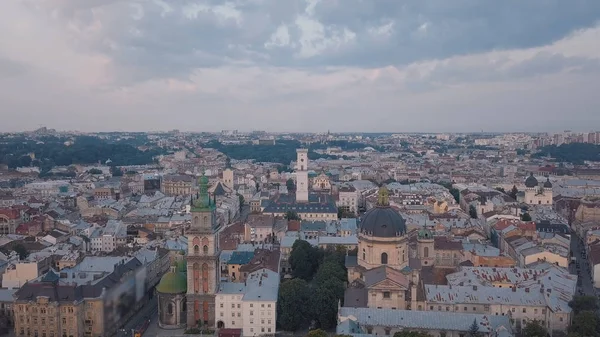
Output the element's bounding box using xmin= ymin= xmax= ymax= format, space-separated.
xmin=168 ymin=303 xmax=173 ymax=314
xmin=381 ymin=252 xmax=388 ymax=265
xmin=383 ymin=292 xmax=391 ymax=299
xmin=203 ymin=245 xmax=209 ymax=254
xmin=384 ymin=328 xmax=391 ymax=336
xmin=220 ymin=303 xmax=223 ymax=308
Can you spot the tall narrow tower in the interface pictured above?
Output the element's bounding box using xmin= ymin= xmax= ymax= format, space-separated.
xmin=186 ymin=174 xmax=219 ymax=328
xmin=296 ymin=148 xmax=309 ymax=202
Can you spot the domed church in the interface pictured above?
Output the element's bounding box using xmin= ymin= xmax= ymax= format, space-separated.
xmin=157 ymin=253 xmax=187 ymax=329
xmin=345 ymin=187 xmax=415 ymax=310
xmin=518 ymin=173 xmax=553 ymax=205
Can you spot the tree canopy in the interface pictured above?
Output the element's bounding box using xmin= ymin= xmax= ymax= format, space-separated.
xmin=279 ymin=243 xmax=348 ymax=331
xmin=277 ymin=278 xmax=311 ymax=331
xmin=534 ymin=143 xmax=600 ymax=164
xmin=285 ymin=211 xmax=301 ymax=221
xmin=289 ymin=240 xmax=321 ymax=281
xmin=0 ymin=135 xmax=164 ymax=173
xmin=306 ymin=330 xmax=328 ymax=337
xmin=469 ymin=205 xmax=478 ymax=219
xmin=523 ymin=320 xmax=547 ymax=337
xmin=569 ymin=295 xmax=599 ymax=314
xmin=521 ymin=213 xmax=532 ymax=221
xmin=393 ymin=331 xmax=433 ymax=337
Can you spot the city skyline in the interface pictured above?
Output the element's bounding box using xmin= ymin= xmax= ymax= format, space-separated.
xmin=1 ymin=1 xmax=600 ymax=132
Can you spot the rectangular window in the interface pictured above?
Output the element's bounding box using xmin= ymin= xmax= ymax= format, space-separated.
xmin=220 ymin=303 xmax=223 ymax=308
xmin=383 ymin=292 xmax=391 ymax=299
xmin=250 ymin=311 xmax=254 ymax=316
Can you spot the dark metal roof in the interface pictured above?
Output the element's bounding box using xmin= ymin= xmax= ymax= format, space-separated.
xmin=359 ymin=206 xmax=406 ymax=238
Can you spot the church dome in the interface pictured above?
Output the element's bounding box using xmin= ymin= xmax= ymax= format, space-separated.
xmin=359 ymin=187 xmax=407 ymax=238
xmin=418 ymin=227 xmax=433 ymax=240
xmin=156 ymin=261 xmax=187 ymax=294
xmin=543 ymin=177 xmax=553 ymax=188
xmin=524 ymin=173 xmax=539 ymax=188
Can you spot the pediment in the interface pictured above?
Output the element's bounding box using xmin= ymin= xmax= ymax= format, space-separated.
xmin=370 ymin=278 xmax=408 ymax=290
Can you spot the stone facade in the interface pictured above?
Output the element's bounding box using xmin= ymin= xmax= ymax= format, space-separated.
xmin=186 ymin=176 xmax=220 ymax=328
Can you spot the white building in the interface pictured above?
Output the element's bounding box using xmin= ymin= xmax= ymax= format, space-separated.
xmin=215 ymin=269 xmax=279 ymax=335
xmin=90 ymin=220 xmax=127 ymax=253
xmin=337 ymin=185 xmax=359 ymax=215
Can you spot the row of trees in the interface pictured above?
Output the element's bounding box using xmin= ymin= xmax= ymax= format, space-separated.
xmin=0 ymin=135 xmax=164 ymax=172
xmin=534 ymin=143 xmax=600 ymax=164
xmin=278 ymin=241 xmax=349 ymax=331
xmin=205 ymin=139 xmax=382 ymax=166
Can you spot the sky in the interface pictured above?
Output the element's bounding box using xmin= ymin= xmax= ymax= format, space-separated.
xmin=1 ymin=0 xmax=600 ymax=133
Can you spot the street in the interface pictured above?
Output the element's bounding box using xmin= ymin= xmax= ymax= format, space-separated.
xmin=115 ymin=297 xmax=157 ymax=337
xmin=569 ymin=233 xmax=597 ymax=297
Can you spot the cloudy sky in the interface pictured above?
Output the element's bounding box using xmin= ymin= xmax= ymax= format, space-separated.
xmin=2 ymin=0 xmax=600 ymax=133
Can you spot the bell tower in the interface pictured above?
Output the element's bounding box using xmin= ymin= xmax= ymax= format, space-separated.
xmin=186 ymin=173 xmax=219 ymax=328
xmin=296 ymin=148 xmax=309 ymax=202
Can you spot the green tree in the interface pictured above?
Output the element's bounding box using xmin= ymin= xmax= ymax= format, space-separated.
xmin=110 ymin=166 xmax=123 ymax=176
xmin=13 ymin=244 xmax=29 ymax=260
xmin=289 ymin=240 xmax=319 ymax=280
xmin=569 ymin=311 xmax=598 ymax=337
xmin=277 ymin=279 xmax=311 ymax=331
xmin=286 ymin=178 xmax=295 ymax=193
xmin=238 ymin=194 xmax=244 ymax=212
xmin=87 ymin=168 xmax=102 ymax=174
xmin=393 ymin=331 xmax=433 ymax=337
xmin=285 ymin=211 xmax=301 ymax=221
xmin=468 ymin=319 xmax=481 ymax=337
xmin=306 ymin=329 xmax=328 ymax=337
xmin=523 ymin=320 xmax=547 ymax=337
xmin=469 ymin=205 xmax=478 ymax=219
xmin=569 ymin=295 xmax=599 ymax=314
xmin=311 ymin=277 xmax=345 ymax=329
xmin=521 ymin=213 xmax=532 ymax=221
xmin=314 ymin=260 xmax=346 ymax=285
xmin=509 ymin=185 xmax=519 ymax=199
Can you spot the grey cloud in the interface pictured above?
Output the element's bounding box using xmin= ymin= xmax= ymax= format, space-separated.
xmin=0 ymin=57 xmax=26 ymax=78
xmin=40 ymin=0 xmax=600 ymax=84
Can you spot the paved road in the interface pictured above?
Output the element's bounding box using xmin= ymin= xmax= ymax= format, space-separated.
xmin=570 ymin=233 xmax=597 ymax=297
xmin=115 ymin=297 xmax=158 ymax=337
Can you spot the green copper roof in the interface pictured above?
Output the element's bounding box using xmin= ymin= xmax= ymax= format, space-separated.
xmin=156 ymin=260 xmax=187 ymax=294
xmin=191 ymin=173 xmax=215 ymax=212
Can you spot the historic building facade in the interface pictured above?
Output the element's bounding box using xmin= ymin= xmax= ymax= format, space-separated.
xmin=186 ymin=174 xmax=220 ymax=328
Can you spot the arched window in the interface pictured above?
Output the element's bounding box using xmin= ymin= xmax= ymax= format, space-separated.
xmin=194 ymin=245 xmax=200 ymax=255
xmin=194 ymin=216 xmax=199 ymax=226
xmin=168 ymin=303 xmax=173 ymax=314
xmin=193 ymin=263 xmax=200 ymax=293
xmin=202 ymin=263 xmax=209 ymax=293
xmin=424 ymin=246 xmax=429 ymax=258
xmin=381 ymin=252 xmax=388 ymax=265
xmin=362 ymin=248 xmax=366 ymax=261
xmin=203 ymin=245 xmax=208 ymax=255
xmin=203 ymin=216 xmax=209 ymax=227
xmin=182 ymin=301 xmax=186 ymax=312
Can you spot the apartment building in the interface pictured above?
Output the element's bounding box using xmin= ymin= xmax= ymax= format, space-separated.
xmin=215 ymin=269 xmax=279 ymax=336
xmin=89 ymin=220 xmax=127 ymax=253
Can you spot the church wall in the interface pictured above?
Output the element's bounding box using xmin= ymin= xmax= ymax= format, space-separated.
xmin=368 ymin=288 xmax=407 ymax=310
xmin=358 ymin=235 xmax=408 ymax=270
